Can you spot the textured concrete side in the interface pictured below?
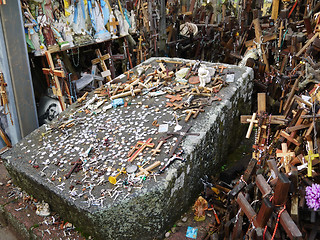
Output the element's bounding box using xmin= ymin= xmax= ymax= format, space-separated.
xmin=3 ymin=58 xmax=253 ymax=240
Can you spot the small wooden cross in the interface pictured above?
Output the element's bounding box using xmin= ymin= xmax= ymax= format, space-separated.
xmin=165 ymin=94 xmax=182 ymax=102
xmin=42 ymin=51 xmax=66 ymax=111
xmin=245 ymin=113 xmax=257 ymax=139
xmin=109 ymin=16 xmax=119 ymax=34
xmin=193 ymin=106 xmax=205 ymax=119
xmin=128 ymin=138 xmax=155 ymax=162
xmin=172 ymin=102 xmax=184 ymax=110
xmin=184 ymin=109 xmax=197 ymax=122
xmin=280 ymin=131 xmax=300 ymax=146
xmin=136 ymin=161 xmax=161 ymax=177
xmin=150 ymin=135 xmax=173 ymax=156
xmin=91 ymin=49 xmax=112 ymax=82
xmin=276 ymin=143 xmax=295 ymax=172
xmin=218 ymin=65 xmax=227 ymax=73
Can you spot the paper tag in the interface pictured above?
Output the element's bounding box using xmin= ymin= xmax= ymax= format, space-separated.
xmin=102 ymin=70 xmax=111 ymax=78
xmin=226 ymin=74 xmax=235 ymax=83
xmin=158 ymin=124 xmax=169 ymax=133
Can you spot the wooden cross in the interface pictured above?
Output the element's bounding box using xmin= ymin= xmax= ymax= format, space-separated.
xmin=184 ymin=109 xmax=197 ymax=122
xmin=278 ymin=20 xmax=284 ymax=48
xmin=109 ymin=16 xmax=119 ymax=34
xmin=172 ymin=102 xmax=184 ymax=110
xmin=280 ymin=131 xmax=300 ymax=146
xmin=165 ymin=94 xmax=182 ymax=102
xmin=136 ymin=161 xmax=161 ymax=177
xmin=128 ymin=138 xmax=155 ymax=162
xmin=192 ymin=106 xmax=205 ymax=119
xmin=245 ymin=113 xmax=257 ymax=139
xmin=133 ymin=36 xmax=144 ymax=65
xmin=91 ymin=49 xmax=112 ymax=82
xmin=276 ymin=143 xmax=295 ymax=172
xmin=218 ymin=65 xmax=227 ymax=73
xmin=42 ymin=51 xmax=66 ymax=111
xmin=150 ymin=135 xmax=173 ymax=156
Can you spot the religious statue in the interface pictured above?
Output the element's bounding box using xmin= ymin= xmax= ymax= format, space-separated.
xmin=37 ymin=7 xmax=58 ymax=48
xmin=129 ymin=10 xmax=137 ymax=34
xmin=192 ymin=196 xmax=208 ymax=221
xmin=71 ymin=0 xmax=87 ymax=35
xmin=114 ymin=5 xmax=129 ymax=37
xmin=91 ymin=0 xmax=111 ymax=42
xmin=23 ymin=11 xmax=42 ymax=55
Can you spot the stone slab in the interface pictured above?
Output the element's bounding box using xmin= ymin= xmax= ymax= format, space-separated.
xmin=2 ymin=57 xmax=253 ymax=240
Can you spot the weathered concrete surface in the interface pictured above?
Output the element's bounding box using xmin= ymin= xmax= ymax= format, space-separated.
xmin=2 ymin=58 xmax=253 ymax=240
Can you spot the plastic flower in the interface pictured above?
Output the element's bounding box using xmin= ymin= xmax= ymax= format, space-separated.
xmin=306 ymin=184 xmax=320 ymax=211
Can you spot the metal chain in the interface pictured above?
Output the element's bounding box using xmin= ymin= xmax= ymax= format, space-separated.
xmin=72 ymin=47 xmax=80 ymax=67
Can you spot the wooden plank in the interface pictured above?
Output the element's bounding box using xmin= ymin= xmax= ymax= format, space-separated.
xmin=245 ymin=34 xmax=277 ymax=48
xmin=258 ymin=93 xmax=266 ymax=113
xmin=279 ymin=210 xmax=303 ymax=239
xmin=296 ymin=32 xmax=319 ymax=57
xmin=240 ymin=115 xmax=286 ymax=124
xmin=273 ymin=173 xmax=290 ymax=206
xmin=256 ymin=198 xmax=273 ymax=228
xmin=271 ymin=0 xmax=280 ymax=20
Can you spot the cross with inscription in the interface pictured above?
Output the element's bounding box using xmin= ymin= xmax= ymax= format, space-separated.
xmin=91 ymin=49 xmax=112 ymax=82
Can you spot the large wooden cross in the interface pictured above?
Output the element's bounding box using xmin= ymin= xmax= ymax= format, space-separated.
xmin=91 ymin=49 xmax=112 ymax=82
xmin=42 ymin=51 xmax=66 ymax=111
xmin=128 ymin=138 xmax=155 ymax=162
xmin=133 ymin=36 xmax=144 ymax=65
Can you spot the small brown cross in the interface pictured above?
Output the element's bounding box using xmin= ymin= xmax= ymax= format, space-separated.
xmin=91 ymin=49 xmax=112 ymax=82
xmin=218 ymin=65 xmax=227 ymax=73
xmin=136 ymin=161 xmax=161 ymax=177
xmin=165 ymin=94 xmax=182 ymax=102
xmin=172 ymin=102 xmax=184 ymax=110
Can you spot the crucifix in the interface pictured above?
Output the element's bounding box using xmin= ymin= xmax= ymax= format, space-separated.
xmin=109 ymin=13 xmax=119 ymax=38
xmin=167 ymin=125 xmax=200 ymax=157
xmin=184 ymin=109 xmax=197 ymax=122
xmin=276 ymin=143 xmax=295 ymax=173
xmin=91 ymin=49 xmax=112 ymax=82
xmin=128 ymin=138 xmax=155 ymax=162
xmin=42 ymin=51 xmax=66 ymax=111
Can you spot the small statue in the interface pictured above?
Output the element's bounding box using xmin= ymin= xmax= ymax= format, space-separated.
xmin=198 ymin=65 xmax=211 ymax=87
xmin=92 ymin=0 xmax=111 ymax=42
xmin=114 ymin=5 xmax=129 ymax=36
xmin=129 ymin=10 xmax=137 ymax=34
xmin=192 ymin=196 xmax=208 ymax=221
xmin=37 ymin=7 xmax=58 ymax=47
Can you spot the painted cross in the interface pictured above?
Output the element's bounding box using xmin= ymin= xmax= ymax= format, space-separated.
xmin=91 ymin=49 xmax=112 ymax=82
xmin=304 ymin=142 xmax=319 ymax=177
xmin=276 ymin=143 xmax=295 ymax=172
xmin=218 ymin=65 xmax=227 ymax=73
xmin=109 ymin=16 xmax=119 ymax=35
xmin=193 ymin=106 xmax=205 ymax=119
xmin=128 ymin=138 xmax=155 ymax=162
xmin=42 ymin=51 xmax=66 ymax=111
xmin=165 ymin=94 xmax=182 ymax=102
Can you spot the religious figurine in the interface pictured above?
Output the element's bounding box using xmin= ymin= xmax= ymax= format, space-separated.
xmin=129 ymin=10 xmax=137 ymax=34
xmin=72 ymin=0 xmax=87 ymax=35
xmin=192 ymin=196 xmax=208 ymax=221
xmin=63 ymin=25 xmax=74 ymax=47
xmin=91 ymin=0 xmax=111 ymax=42
xmin=37 ymin=7 xmax=58 ymax=48
xmin=44 ymin=0 xmax=55 ymax=23
xmin=114 ymin=5 xmax=129 ymax=37
xmin=23 ymin=11 xmax=42 ymax=56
